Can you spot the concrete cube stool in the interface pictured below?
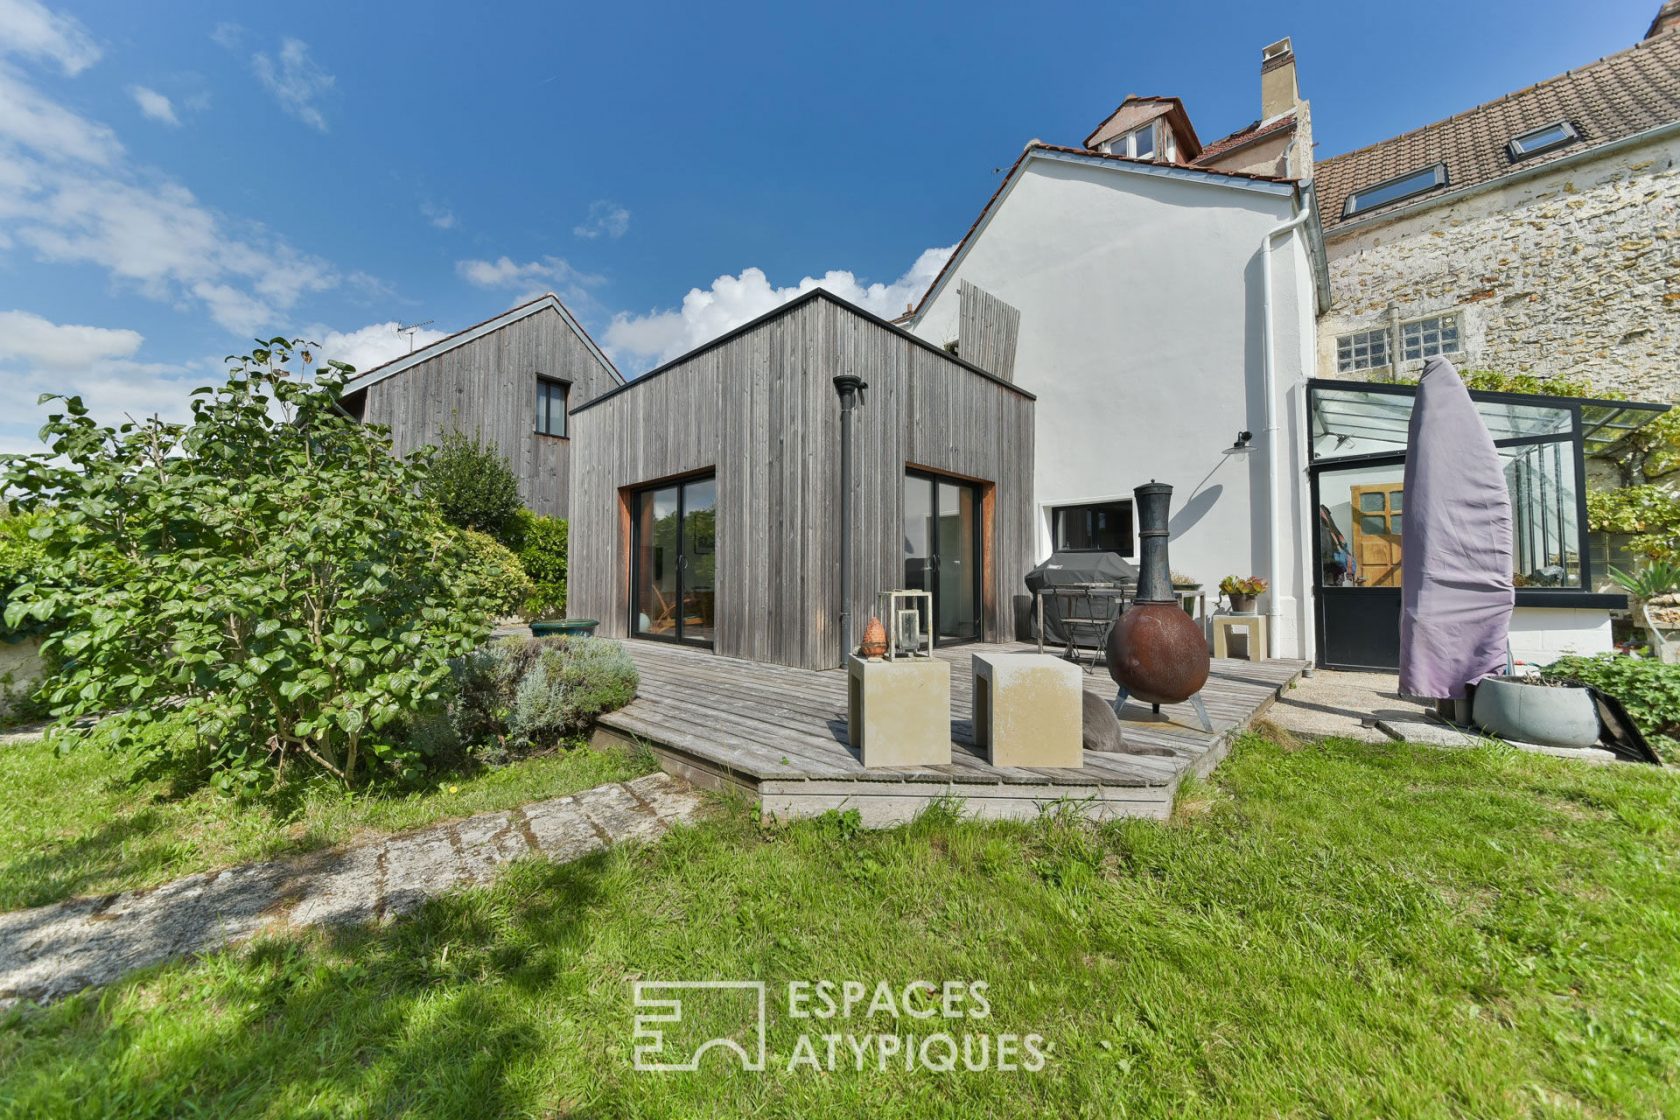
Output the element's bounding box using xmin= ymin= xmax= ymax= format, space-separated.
xmin=1211 ymin=613 xmax=1267 ymax=661
xmin=847 ymin=656 xmax=952 ymax=768
xmin=971 ymin=652 xmax=1083 ymax=769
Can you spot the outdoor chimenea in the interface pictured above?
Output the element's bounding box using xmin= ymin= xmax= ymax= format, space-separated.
xmin=1106 ymin=481 xmax=1213 ymax=730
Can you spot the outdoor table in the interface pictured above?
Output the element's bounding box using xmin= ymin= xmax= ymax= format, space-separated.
xmin=1034 ymin=584 xmax=1128 ymax=670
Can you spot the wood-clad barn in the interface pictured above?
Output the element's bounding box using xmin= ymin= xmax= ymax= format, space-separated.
xmin=339 ymin=294 xmax=621 ymax=518
xmin=567 ymin=290 xmax=1036 ymax=671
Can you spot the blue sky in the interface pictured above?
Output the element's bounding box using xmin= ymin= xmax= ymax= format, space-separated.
xmin=0 ymin=0 xmax=1661 ymax=453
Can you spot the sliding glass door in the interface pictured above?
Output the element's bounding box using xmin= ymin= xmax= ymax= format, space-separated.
xmin=632 ymin=475 xmax=716 ymax=646
xmin=903 ymin=470 xmax=981 ymax=644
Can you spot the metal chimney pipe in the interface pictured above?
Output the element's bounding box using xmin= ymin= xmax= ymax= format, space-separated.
xmin=833 ymin=373 xmax=867 ymax=664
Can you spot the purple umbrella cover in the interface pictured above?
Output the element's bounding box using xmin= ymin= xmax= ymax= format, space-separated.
xmin=1398 ymin=358 xmax=1514 ymax=699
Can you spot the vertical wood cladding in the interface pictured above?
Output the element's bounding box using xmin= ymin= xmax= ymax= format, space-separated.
xmin=569 ymin=293 xmax=1035 ymax=670
xmin=359 ymin=306 xmax=619 ymax=518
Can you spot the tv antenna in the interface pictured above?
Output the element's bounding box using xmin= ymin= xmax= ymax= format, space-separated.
xmin=396 ymin=320 xmax=435 ymax=353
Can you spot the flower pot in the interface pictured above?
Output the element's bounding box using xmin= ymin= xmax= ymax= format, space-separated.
xmin=1471 ymin=676 xmax=1601 ymax=749
xmin=1228 ymin=594 xmax=1256 ymax=614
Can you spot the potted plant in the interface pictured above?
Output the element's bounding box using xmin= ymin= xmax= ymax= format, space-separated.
xmin=1471 ymin=674 xmax=1602 ymax=749
xmin=1219 ymin=575 xmax=1267 ymax=614
xmin=1171 ymin=572 xmax=1202 ymax=616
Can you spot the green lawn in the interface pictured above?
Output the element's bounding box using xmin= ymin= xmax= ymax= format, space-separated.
xmin=0 ymin=726 xmax=656 ymax=911
xmin=2 ymin=735 xmax=1677 ymax=1118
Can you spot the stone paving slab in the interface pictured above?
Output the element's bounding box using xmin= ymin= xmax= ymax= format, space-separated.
xmin=0 ymin=772 xmax=704 ymax=1009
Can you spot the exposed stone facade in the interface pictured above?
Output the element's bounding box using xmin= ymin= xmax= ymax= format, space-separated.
xmin=1318 ymin=131 xmax=1680 ymax=402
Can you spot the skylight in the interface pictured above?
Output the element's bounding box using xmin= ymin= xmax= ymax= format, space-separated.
xmin=1507 ymin=120 xmax=1579 ymax=162
xmin=1342 ymin=163 xmax=1447 ymax=217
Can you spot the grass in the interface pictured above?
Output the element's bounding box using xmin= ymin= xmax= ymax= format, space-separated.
xmin=2 ymin=734 xmax=1678 ymax=1118
xmin=0 ymin=722 xmax=656 ymax=911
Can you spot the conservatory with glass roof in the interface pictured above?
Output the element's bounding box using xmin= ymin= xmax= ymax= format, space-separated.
xmin=1306 ymin=379 xmax=1669 ymax=671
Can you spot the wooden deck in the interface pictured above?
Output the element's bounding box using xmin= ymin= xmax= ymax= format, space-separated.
xmin=594 ymin=641 xmax=1306 ymax=826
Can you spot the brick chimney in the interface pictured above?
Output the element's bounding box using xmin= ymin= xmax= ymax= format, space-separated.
xmin=1260 ymin=38 xmax=1298 ymax=121
xmin=1648 ymin=0 xmax=1680 ymax=38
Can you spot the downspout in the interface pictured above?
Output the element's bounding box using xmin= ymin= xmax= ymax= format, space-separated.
xmin=833 ymin=374 xmax=867 ymax=665
xmin=1259 ymin=198 xmax=1312 ymax=659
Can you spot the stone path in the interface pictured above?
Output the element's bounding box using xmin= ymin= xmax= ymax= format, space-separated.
xmin=0 ymin=772 xmax=704 ymax=1009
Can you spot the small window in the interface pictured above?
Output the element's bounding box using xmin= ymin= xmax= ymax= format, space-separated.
xmin=1400 ymin=314 xmax=1461 ymax=362
xmin=536 ymin=377 xmax=568 ymax=437
xmin=1342 ymin=163 xmax=1447 ymax=217
xmin=1507 ymin=120 xmax=1579 ymax=161
xmin=1132 ymin=124 xmax=1154 ymax=159
xmin=1336 ymin=327 xmax=1390 ymax=373
xmin=1053 ymin=500 xmax=1135 ymax=555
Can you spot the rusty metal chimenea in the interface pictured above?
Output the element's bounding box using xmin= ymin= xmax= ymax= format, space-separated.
xmin=1105 ymin=481 xmax=1213 ymax=730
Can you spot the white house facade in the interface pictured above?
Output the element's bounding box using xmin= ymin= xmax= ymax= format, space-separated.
xmin=908 ymin=145 xmax=1325 ymax=661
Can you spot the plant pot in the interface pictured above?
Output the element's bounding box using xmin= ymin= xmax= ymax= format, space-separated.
xmin=1228 ymin=594 xmax=1256 ymax=614
xmin=1471 ymin=676 xmax=1601 ymax=749
xmin=531 ymin=618 xmax=598 ymax=638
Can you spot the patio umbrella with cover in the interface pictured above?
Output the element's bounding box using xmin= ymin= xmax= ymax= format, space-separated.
xmin=1398 ymin=357 xmax=1514 ymax=699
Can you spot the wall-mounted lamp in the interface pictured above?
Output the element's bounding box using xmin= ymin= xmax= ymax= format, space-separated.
xmin=1232 ymin=430 xmax=1253 ymax=450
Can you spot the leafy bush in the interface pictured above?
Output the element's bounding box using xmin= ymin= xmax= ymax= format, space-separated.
xmin=1588 ymin=485 xmax=1680 ymax=566
xmin=411 ymin=635 xmax=637 ymax=763
xmin=446 ymin=527 xmax=533 ymax=618
xmin=516 ymin=511 xmax=568 ymax=619
xmin=1543 ymin=654 xmax=1680 ymax=760
xmin=1 ymin=339 xmax=497 ymax=789
xmin=0 ymin=510 xmax=46 ymax=639
xmin=421 ymin=431 xmax=524 ymax=544
xmin=509 ymin=638 xmax=637 ymax=746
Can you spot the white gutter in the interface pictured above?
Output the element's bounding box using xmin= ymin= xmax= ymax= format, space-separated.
xmin=1259 ymin=200 xmax=1313 ymax=658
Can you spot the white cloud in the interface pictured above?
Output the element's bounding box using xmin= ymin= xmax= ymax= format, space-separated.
xmin=0 ymin=61 xmax=337 ymax=334
xmin=314 ymin=320 xmax=448 ymax=376
xmin=455 ymin=255 xmax=602 ymax=307
xmin=0 ymin=62 xmax=121 ymax=164
xmin=0 ymin=309 xmax=142 ymax=370
xmin=127 ymin=84 xmax=179 ymax=126
xmin=603 ymin=246 xmax=954 ymax=370
xmin=573 ymin=199 xmax=630 ymax=240
xmin=209 ymin=21 xmax=242 ymax=50
xmin=0 ymin=0 xmax=99 ymax=75
xmin=0 ymin=310 xmax=202 ymax=457
xmin=420 ymin=199 xmax=455 ymax=230
xmin=252 ymin=37 xmax=332 ymax=132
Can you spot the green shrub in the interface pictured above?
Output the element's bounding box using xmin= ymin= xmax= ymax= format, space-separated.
xmin=1543 ymin=654 xmax=1680 ymax=758
xmin=411 ymin=635 xmax=637 ymax=764
xmin=0 ymin=510 xmax=46 ymax=639
xmin=2 ymin=339 xmax=497 ymax=789
xmin=517 ymin=511 xmax=568 ymax=619
xmin=445 ymin=527 xmax=533 ymax=618
xmin=508 ymin=638 xmax=638 ymax=748
xmin=421 ymin=430 xmax=524 ymax=543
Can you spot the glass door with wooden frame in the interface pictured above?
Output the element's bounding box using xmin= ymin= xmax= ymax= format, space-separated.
xmin=632 ymin=475 xmax=716 ymax=646
xmin=903 ymin=470 xmax=982 ymax=645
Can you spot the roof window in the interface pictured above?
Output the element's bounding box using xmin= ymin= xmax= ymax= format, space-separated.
xmin=1507 ymin=120 xmax=1579 ymax=162
xmin=1342 ymin=163 xmax=1447 ymax=217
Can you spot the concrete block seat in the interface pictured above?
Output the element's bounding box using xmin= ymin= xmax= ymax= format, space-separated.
xmin=971 ymin=652 xmax=1083 ymax=768
xmin=846 ymin=656 xmax=952 ymax=768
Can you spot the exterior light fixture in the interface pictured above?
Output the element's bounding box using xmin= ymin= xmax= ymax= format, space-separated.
xmin=1232 ymin=430 xmax=1253 ymax=449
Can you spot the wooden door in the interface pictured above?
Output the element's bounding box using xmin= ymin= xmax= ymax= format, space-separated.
xmin=1351 ymin=483 xmax=1404 ymax=588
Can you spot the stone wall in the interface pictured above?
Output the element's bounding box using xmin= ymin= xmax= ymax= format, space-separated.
xmin=1318 ymin=131 xmax=1680 ymax=402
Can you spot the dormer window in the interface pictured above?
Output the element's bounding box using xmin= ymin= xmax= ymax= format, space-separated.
xmin=1507 ymin=120 xmax=1579 ymax=162
xmin=1105 ymin=120 xmax=1176 ymax=163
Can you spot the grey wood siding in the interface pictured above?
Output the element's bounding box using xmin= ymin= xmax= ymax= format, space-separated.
xmin=359 ymin=306 xmax=618 ymax=519
xmin=957 ymin=280 xmax=1021 ymax=381
xmin=569 ymin=293 xmax=1035 ymax=671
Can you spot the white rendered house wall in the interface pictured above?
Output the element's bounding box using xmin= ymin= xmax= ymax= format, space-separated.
xmin=911 ymin=153 xmax=1316 ymax=659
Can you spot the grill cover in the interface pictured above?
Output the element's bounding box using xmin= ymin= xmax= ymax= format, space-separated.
xmin=1025 ymin=551 xmax=1137 ymax=646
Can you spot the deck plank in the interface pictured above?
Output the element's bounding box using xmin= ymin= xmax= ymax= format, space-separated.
xmin=597 ymin=639 xmax=1305 ymax=822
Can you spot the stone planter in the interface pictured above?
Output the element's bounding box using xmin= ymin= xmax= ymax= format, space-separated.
xmin=1228 ymin=593 xmax=1256 ymax=614
xmin=1472 ymin=676 xmax=1601 ymax=749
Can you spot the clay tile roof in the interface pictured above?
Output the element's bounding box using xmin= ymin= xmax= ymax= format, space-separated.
xmin=1192 ymin=112 xmax=1297 ymax=166
xmin=1315 ymin=31 xmax=1680 ymax=232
